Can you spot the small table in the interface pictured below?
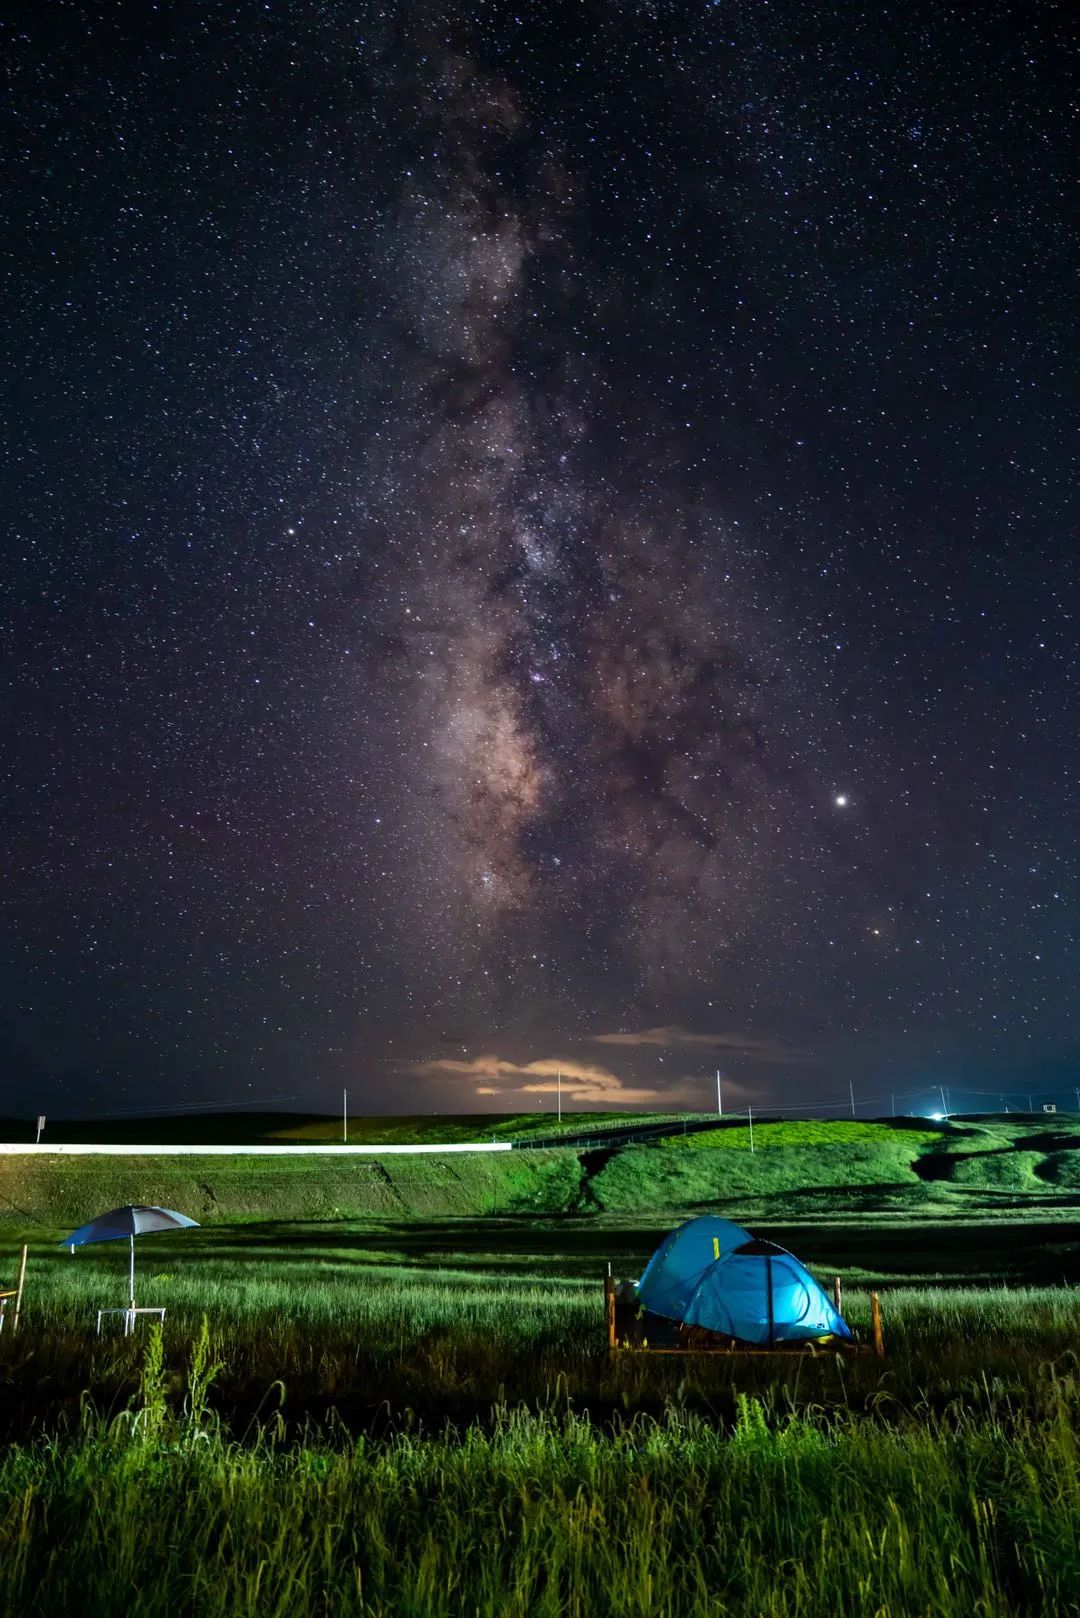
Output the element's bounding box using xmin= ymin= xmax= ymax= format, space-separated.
xmin=96 ymin=1306 xmax=166 ymax=1337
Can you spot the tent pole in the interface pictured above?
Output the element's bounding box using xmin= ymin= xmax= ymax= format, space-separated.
xmin=765 ymin=1256 xmax=775 ymax=1347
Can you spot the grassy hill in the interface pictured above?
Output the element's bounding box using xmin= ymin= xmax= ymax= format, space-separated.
xmin=0 ymin=1147 xmax=583 ymax=1226
xmin=587 ymin=1116 xmax=1080 ymax=1220
xmin=586 ymin=1118 xmax=942 ymax=1214
xmin=2 ymin=1116 xmax=1080 ymax=1230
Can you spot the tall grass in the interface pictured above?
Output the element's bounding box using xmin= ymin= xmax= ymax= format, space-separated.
xmin=2 ymin=1247 xmax=1079 ymax=1443
xmin=0 ymin=1325 xmax=1076 ymax=1617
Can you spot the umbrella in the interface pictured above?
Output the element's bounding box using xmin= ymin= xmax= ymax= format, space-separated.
xmin=61 ymin=1205 xmax=199 ymax=1310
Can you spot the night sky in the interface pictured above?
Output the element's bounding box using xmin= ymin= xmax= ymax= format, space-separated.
xmin=4 ymin=2 xmax=1077 ymax=1119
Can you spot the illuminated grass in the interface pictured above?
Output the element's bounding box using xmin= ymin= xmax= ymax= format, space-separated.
xmin=589 ymin=1117 xmax=1080 ymax=1214
xmin=668 ymin=1120 xmax=943 ymax=1150
xmin=0 ymin=1344 xmax=1076 ymax=1617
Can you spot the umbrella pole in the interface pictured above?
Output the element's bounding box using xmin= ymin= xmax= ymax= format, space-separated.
xmin=129 ymin=1235 xmax=135 ymax=1313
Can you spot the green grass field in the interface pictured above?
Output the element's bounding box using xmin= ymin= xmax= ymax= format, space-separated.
xmin=0 ymin=1115 xmax=1078 ymax=1616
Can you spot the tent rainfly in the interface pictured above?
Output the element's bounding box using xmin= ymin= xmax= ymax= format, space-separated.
xmin=637 ymin=1214 xmax=852 ymax=1347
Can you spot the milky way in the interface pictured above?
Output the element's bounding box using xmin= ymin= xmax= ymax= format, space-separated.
xmin=4 ymin=2 xmax=1077 ymax=1114
xmin=362 ymin=36 xmax=824 ymax=1017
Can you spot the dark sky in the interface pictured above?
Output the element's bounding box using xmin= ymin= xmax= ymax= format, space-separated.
xmin=4 ymin=1 xmax=1078 ymax=1118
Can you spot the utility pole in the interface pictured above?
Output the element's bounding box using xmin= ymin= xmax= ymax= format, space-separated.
xmin=849 ymin=1081 xmax=856 ymax=1119
xmin=747 ymin=1104 xmax=755 ymax=1154
xmin=1027 ymin=1094 xmax=1033 ymax=1114
xmin=1075 ymin=1088 xmax=1080 ymax=1114
xmin=890 ymin=1093 xmax=895 ymax=1118
xmin=343 ymin=1089 xmax=347 ymax=1144
xmin=557 ymin=1067 xmax=562 ymax=1125
xmin=716 ymin=1070 xmax=722 ymax=1119
xmin=939 ymin=1085 xmax=948 ymax=1119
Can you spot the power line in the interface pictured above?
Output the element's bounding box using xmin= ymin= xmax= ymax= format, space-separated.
xmin=55 ymin=1094 xmax=300 ymax=1121
xmin=705 ymin=1081 xmax=1080 ymax=1117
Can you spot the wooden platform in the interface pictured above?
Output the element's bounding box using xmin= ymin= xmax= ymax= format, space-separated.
xmin=603 ymin=1274 xmax=885 ymax=1358
xmin=612 ymin=1342 xmax=874 ymax=1358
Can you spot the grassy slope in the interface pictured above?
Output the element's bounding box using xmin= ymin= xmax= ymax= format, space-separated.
xmin=0 ymin=1149 xmax=582 ymax=1225
xmin=589 ymin=1117 xmax=1080 ymax=1218
xmin=590 ymin=1120 xmax=939 ymax=1212
xmin=2 ymin=1118 xmax=1079 ymax=1229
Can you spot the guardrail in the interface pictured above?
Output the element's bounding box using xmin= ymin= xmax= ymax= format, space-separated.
xmin=0 ymin=1142 xmax=513 ymax=1157
xmin=511 ymin=1117 xmax=728 ymax=1151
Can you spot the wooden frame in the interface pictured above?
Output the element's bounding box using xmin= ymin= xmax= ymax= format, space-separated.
xmin=0 ymin=1246 xmax=28 ymax=1334
xmin=613 ymin=1344 xmax=875 ymax=1357
xmin=604 ymin=1273 xmax=885 ymax=1359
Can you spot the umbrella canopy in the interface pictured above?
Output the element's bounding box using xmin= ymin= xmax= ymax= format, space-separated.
xmin=61 ymin=1205 xmax=199 ymax=1312
xmin=62 ymin=1205 xmax=199 ymax=1247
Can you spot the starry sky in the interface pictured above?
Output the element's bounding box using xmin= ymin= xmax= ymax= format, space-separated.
xmin=4 ymin=1 xmax=1078 ymax=1118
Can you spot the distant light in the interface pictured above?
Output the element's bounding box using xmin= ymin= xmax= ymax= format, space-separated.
xmin=834 ymin=794 xmax=849 ymax=807
xmin=929 ymin=1112 xmax=944 ymax=1121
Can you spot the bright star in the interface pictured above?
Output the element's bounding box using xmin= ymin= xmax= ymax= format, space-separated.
xmin=834 ymin=793 xmax=849 ymax=807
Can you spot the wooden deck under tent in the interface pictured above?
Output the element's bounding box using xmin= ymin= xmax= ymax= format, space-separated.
xmin=603 ymin=1273 xmax=885 ymax=1358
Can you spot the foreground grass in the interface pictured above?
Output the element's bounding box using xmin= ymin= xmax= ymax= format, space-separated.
xmin=0 ymin=1345 xmax=1077 ymax=1618
xmin=0 ymin=1210 xmax=1078 ymax=1616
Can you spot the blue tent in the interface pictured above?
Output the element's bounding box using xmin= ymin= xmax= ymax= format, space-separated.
xmin=638 ymin=1218 xmax=851 ymax=1347
xmin=637 ymin=1215 xmax=753 ymax=1321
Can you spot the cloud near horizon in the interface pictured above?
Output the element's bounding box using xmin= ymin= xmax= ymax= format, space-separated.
xmin=588 ymin=1025 xmax=813 ymax=1062
xmin=407 ymin=1053 xmax=702 ymax=1106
